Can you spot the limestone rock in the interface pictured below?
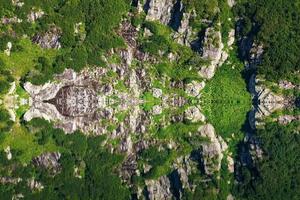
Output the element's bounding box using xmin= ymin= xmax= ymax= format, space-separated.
xmin=32 ymin=152 xmax=61 ymax=174
xmin=152 ymin=88 xmax=163 ymax=98
xmin=145 ymin=0 xmax=175 ymax=25
xmin=198 ymin=124 xmax=227 ymax=174
xmin=227 ymin=156 xmax=234 ymax=173
xmin=185 ymin=106 xmax=206 ymax=122
xmin=4 ymin=42 xmax=12 ymax=56
xmin=4 ymin=146 xmax=12 ymax=160
xmin=27 ymin=9 xmax=44 ymax=22
xmin=152 ymin=105 xmax=162 ymax=115
xmin=12 ymin=0 xmax=24 ymax=7
xmin=146 ymin=176 xmax=173 ymax=200
xmin=28 ymin=178 xmax=44 ymax=191
xmin=278 ymin=115 xmax=300 ymax=125
xmin=1 ymin=16 xmax=22 ymax=24
xmin=174 ymin=12 xmax=193 ymax=46
xmin=199 ymin=27 xmax=224 ymax=79
xmin=227 ymin=29 xmax=235 ymax=47
xmin=246 ymin=43 xmax=264 ymax=69
xmin=227 ymin=0 xmax=235 ymax=8
xmin=32 ymin=27 xmax=61 ymax=49
xmin=185 ymin=81 xmax=205 ymax=97
xmin=279 ymin=80 xmax=299 ymax=90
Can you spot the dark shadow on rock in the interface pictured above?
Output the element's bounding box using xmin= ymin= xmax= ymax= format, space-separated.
xmin=190 ymin=149 xmax=205 ymax=175
xmin=169 ymin=0 xmax=183 ymax=31
xmin=143 ymin=0 xmax=151 ymax=14
xmin=168 ymin=170 xmax=183 ymax=200
xmin=131 ymin=0 xmax=138 ymax=7
xmin=190 ymin=28 xmax=207 ymax=54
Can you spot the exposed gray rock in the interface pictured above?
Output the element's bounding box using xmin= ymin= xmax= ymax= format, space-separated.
xmin=248 ymin=43 xmax=263 ymax=69
xmin=0 ymin=177 xmax=22 ymax=184
xmin=146 ymin=176 xmax=173 ymax=200
xmin=198 ymin=124 xmax=227 ymax=174
xmin=185 ymin=106 xmax=206 ymax=122
xmin=227 ymin=0 xmax=235 ymax=8
xmin=152 ymin=105 xmax=162 ymax=115
xmin=227 ymin=156 xmax=234 ymax=173
xmin=4 ymin=146 xmax=12 ymax=160
xmin=152 ymin=88 xmax=163 ymax=98
xmin=173 ymin=11 xmax=194 ymax=46
xmin=27 ymin=9 xmax=44 ymax=23
xmin=173 ymin=156 xmax=193 ymax=190
xmin=185 ymin=81 xmax=205 ymax=97
xmin=145 ymin=0 xmax=175 ymax=25
xmin=27 ymin=178 xmax=44 ymax=191
xmin=199 ymin=27 xmax=224 ymax=79
xmin=32 ymin=27 xmax=61 ymax=49
xmin=278 ymin=115 xmax=300 ymax=125
xmin=32 ymin=152 xmax=61 ymax=174
xmin=1 ymin=16 xmax=22 ymax=24
xmin=279 ymin=80 xmax=300 ymax=90
xmin=12 ymin=0 xmax=24 ymax=7
xmin=4 ymin=42 xmax=12 ymax=56
xmin=227 ymin=29 xmax=235 ymax=47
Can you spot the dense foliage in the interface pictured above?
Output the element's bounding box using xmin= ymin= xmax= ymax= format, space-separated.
xmin=234 ymin=122 xmax=300 ymax=200
xmin=0 ymin=119 xmax=130 ymax=200
xmin=0 ymin=0 xmax=130 ymax=83
xmin=201 ymin=53 xmax=251 ymax=138
xmin=234 ymin=0 xmax=300 ymax=81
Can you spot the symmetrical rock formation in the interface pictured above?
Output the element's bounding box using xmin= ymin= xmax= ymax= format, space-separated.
xmin=248 ymin=74 xmax=296 ymax=129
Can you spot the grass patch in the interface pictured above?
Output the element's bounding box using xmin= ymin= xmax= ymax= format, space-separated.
xmin=0 ymin=124 xmax=62 ymax=163
xmin=201 ymin=55 xmax=252 ymax=138
xmin=0 ymin=38 xmax=59 ymax=78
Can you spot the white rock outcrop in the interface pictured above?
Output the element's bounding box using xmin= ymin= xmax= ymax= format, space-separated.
xmin=146 ymin=176 xmax=172 ymax=200
xmin=185 ymin=80 xmax=205 ymax=97
xmin=199 ymin=27 xmax=224 ymax=79
xmin=185 ymin=106 xmax=206 ymax=122
xmin=198 ymin=124 xmax=227 ymax=174
xmin=145 ymin=0 xmax=175 ymax=25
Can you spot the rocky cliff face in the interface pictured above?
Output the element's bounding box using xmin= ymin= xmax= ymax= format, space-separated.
xmin=144 ymin=0 xmax=176 ymax=26
xmin=19 ymin=2 xmax=242 ymax=198
xmin=198 ymin=27 xmax=225 ymax=79
xmin=198 ymin=124 xmax=228 ymax=174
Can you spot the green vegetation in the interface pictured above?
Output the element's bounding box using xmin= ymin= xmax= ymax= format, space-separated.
xmin=0 ymin=0 xmax=298 ymax=199
xmin=234 ymin=0 xmax=300 ymax=81
xmin=0 ymin=68 xmax=14 ymax=95
xmin=201 ymin=53 xmax=252 ymax=138
xmin=0 ymin=0 xmax=130 ymax=83
xmin=0 ymin=119 xmax=130 ymax=199
xmin=233 ymin=122 xmax=300 ymax=200
xmin=0 ymin=38 xmax=59 ymax=79
xmin=0 ymin=109 xmax=13 ymax=133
